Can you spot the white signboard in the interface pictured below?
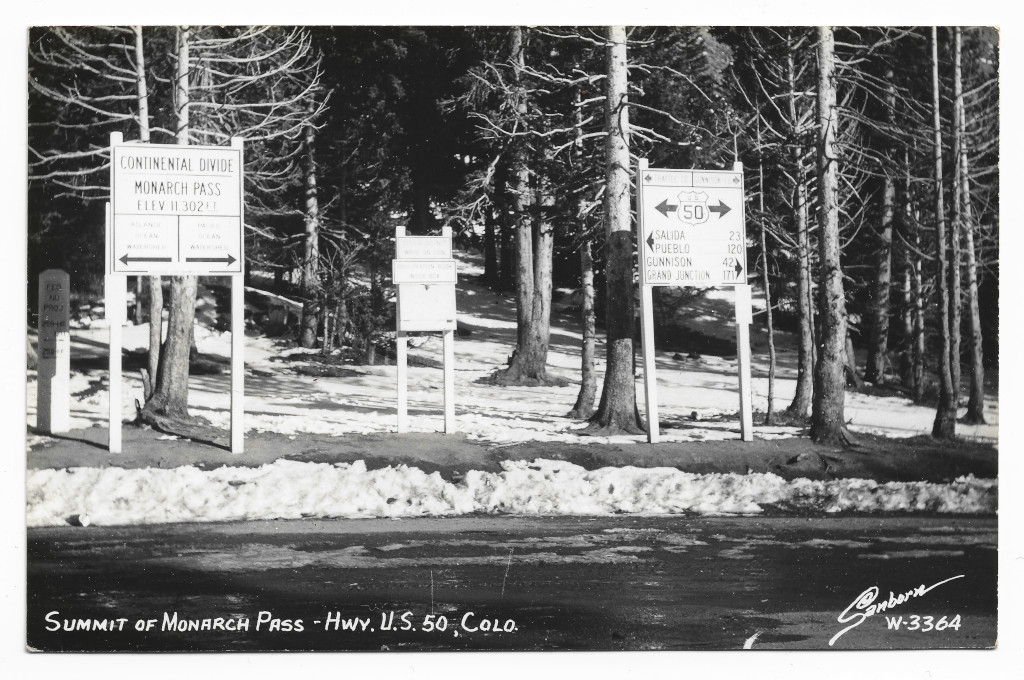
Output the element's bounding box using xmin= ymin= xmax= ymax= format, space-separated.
xmin=111 ymin=143 xmax=243 ymax=274
xmin=396 ymin=236 xmax=453 ymax=259
xmin=392 ymin=259 xmax=458 ymax=284
xmin=638 ymin=168 xmax=747 ymax=286
xmin=397 ymin=284 xmax=457 ymax=332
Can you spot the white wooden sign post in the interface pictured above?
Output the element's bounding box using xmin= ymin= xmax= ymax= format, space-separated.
xmin=393 ymin=226 xmax=457 ymax=433
xmin=105 ymin=202 xmax=125 ymax=453
xmin=107 ymin=132 xmax=246 ymax=453
xmin=637 ymin=158 xmax=754 ymax=443
xmin=36 ymin=269 xmax=71 ymax=434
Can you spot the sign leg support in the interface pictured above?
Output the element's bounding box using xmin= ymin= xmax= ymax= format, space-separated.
xmin=640 ymin=284 xmax=659 ymax=444
xmin=230 ymin=273 xmax=244 ymax=453
xmin=397 ymin=331 xmax=408 ymax=433
xmin=107 ymin=274 xmax=123 ymax=453
xmin=735 ymin=284 xmax=754 ymax=441
xmin=443 ymin=329 xmax=455 ymax=433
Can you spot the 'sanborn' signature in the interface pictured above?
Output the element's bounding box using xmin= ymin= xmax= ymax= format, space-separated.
xmin=829 ymin=574 xmax=964 ymax=646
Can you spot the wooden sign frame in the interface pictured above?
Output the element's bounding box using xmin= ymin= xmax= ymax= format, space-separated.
xmin=637 ymin=158 xmax=754 ymax=443
xmin=393 ymin=225 xmax=456 ymax=434
xmin=106 ymin=132 xmax=246 ymax=454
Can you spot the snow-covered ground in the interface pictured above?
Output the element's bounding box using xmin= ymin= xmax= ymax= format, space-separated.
xmin=25 ymin=253 xmax=998 ymax=526
xmin=25 ymin=256 xmax=999 ymax=447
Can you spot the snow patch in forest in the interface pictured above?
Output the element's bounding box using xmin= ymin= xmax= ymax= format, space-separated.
xmin=25 ymin=249 xmax=998 ymax=450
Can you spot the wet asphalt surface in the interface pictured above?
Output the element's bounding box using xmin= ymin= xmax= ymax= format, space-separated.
xmin=27 ymin=514 xmax=996 ymax=652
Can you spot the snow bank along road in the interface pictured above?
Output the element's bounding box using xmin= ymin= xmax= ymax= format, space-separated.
xmin=27 ymin=458 xmax=996 ymax=528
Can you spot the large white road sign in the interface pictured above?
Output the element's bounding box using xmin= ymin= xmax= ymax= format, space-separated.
xmin=111 ymin=143 xmax=243 ymax=275
xmin=638 ymin=168 xmax=747 ymax=287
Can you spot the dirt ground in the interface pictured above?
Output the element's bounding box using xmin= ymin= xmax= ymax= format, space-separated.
xmin=26 ymin=422 xmax=998 ymax=484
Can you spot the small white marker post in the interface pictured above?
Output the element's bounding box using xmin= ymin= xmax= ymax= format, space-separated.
xmin=230 ymin=137 xmax=245 ymax=453
xmin=37 ymin=269 xmax=70 ymax=434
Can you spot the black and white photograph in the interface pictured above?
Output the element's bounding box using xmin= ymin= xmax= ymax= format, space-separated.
xmin=12 ymin=2 xmax=1021 ymax=672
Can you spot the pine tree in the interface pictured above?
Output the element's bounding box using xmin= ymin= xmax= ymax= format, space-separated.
xmin=585 ymin=26 xmax=644 ymax=434
xmin=809 ymin=27 xmax=853 ymax=445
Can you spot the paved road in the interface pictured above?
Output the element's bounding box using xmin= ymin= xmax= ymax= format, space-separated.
xmin=27 ymin=515 xmax=996 ymax=652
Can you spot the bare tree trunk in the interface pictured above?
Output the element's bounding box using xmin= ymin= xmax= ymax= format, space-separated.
xmin=496 ymin=156 xmax=515 ymax=292
xmin=145 ymin=280 xmax=163 ymax=401
xmin=134 ymin=278 xmax=143 ymax=324
xmin=366 ymin=261 xmax=380 ymax=364
xmin=809 ymin=26 xmax=852 ymax=445
xmin=528 ymin=188 xmax=554 ymax=372
xmin=865 ymin=170 xmax=894 ymax=385
xmin=483 ymin=200 xmax=498 ymax=285
xmin=930 ymin=27 xmax=957 ymax=439
xmin=947 ymin=44 xmax=963 ymax=409
xmin=757 ymin=139 xmax=776 ymax=424
xmin=954 ymin=27 xmax=986 ymax=424
xmin=912 ymin=239 xmax=926 ymax=403
xmin=132 ymin=26 xmax=163 ymax=400
xmin=300 ymin=118 xmax=321 ymax=349
xmin=335 ymin=291 xmax=348 ymax=350
xmin=784 ymin=39 xmax=813 ymax=420
xmin=899 ymin=263 xmax=914 ymax=388
xmin=899 ymin=150 xmax=926 ymax=401
xmin=493 ymin=28 xmax=559 ymax=386
xmin=570 ymin=240 xmax=597 ymax=419
xmin=787 ymin=175 xmax=814 ymax=419
xmin=897 ymin=165 xmax=913 ymax=390
xmin=141 ymin=26 xmax=198 ymax=421
xmin=513 ymin=137 xmax=533 ymax=343
xmin=866 ymin=70 xmax=897 ymax=385
xmin=321 ymin=298 xmax=334 ymax=355
xmin=845 ymin=331 xmax=863 ymax=390
xmin=586 ymin=25 xmax=643 ymax=435
xmin=569 ymin=81 xmax=596 ymax=419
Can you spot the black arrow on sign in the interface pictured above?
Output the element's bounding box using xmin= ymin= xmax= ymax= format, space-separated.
xmin=655 ymin=199 xmax=678 ymax=218
xmin=734 ymin=261 xmax=744 ymax=276
xmin=185 ymin=254 xmax=237 ymax=265
xmin=646 ymin=233 xmax=655 ymax=251
xmin=709 ymin=201 xmax=732 ymax=218
xmin=120 ymin=254 xmax=172 ymax=265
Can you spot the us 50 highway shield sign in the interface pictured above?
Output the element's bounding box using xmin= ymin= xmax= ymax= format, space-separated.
xmin=638 ymin=167 xmax=747 ymax=287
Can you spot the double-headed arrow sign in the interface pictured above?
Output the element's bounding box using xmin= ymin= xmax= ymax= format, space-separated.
xmin=654 ymin=198 xmax=732 ymax=219
xmin=119 ymin=253 xmax=237 ymax=265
